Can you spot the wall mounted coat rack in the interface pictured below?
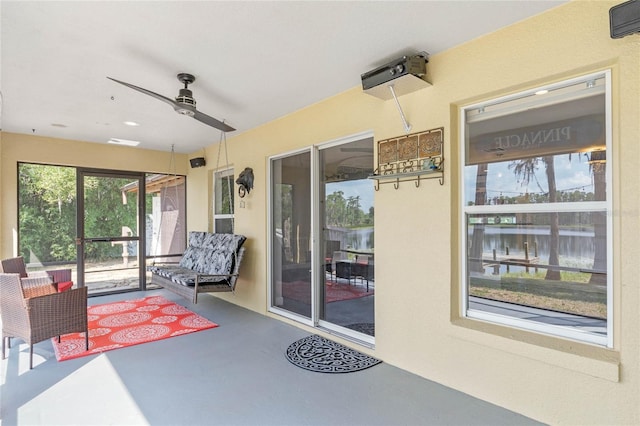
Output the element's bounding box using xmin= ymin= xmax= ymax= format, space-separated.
xmin=368 ymin=127 xmax=444 ymax=190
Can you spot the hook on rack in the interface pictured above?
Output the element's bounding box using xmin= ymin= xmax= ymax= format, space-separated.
xmin=394 ymin=179 xmax=400 ymax=190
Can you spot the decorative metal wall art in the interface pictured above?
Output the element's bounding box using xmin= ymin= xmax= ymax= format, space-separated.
xmin=369 ymin=127 xmax=444 ymax=189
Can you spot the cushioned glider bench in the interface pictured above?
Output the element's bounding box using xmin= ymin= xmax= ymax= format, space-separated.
xmin=147 ymin=232 xmax=246 ymax=303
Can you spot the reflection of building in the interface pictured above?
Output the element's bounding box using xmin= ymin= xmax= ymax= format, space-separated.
xmin=325 ymin=226 xmax=374 ymax=252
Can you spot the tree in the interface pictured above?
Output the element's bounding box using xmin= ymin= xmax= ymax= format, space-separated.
xmin=543 ymin=156 xmax=561 ymax=280
xmin=346 ymin=196 xmax=362 ymax=225
xmin=18 ymin=164 xmax=140 ymax=263
xmin=509 ymin=156 xmax=561 ymax=280
xmin=83 ymin=176 xmax=138 ymax=260
xmin=19 ymin=164 xmax=77 ymax=262
xmin=469 ymin=163 xmax=488 ymax=273
xmin=326 ymin=191 xmax=347 ymax=226
xmin=325 ymin=191 xmax=370 ymax=228
xmin=589 ymin=153 xmax=607 ymax=285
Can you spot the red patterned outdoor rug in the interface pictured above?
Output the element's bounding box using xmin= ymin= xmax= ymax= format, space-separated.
xmin=282 ymin=280 xmax=373 ymax=305
xmin=52 ymin=295 xmax=218 ymax=361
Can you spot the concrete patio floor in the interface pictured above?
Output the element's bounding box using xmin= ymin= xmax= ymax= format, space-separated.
xmin=1 ymin=289 xmax=543 ymax=425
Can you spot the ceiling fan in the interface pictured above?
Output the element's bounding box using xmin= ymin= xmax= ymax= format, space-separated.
xmin=107 ymin=73 xmax=235 ymax=132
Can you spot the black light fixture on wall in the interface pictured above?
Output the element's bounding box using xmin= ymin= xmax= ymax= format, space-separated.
xmin=235 ymin=167 xmax=254 ymax=198
xmin=361 ymin=52 xmax=431 ymax=134
xmin=189 ymin=157 xmax=206 ymax=168
xmin=190 ymin=148 xmax=207 ymax=168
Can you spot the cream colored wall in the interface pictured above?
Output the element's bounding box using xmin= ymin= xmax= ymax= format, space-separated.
xmin=0 ymin=132 xmax=187 ymax=257
xmin=187 ymin=2 xmax=640 ymax=424
xmin=1 ymin=2 xmax=638 ymax=424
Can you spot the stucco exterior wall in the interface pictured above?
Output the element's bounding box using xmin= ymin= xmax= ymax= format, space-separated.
xmin=1 ymin=2 xmax=638 ymax=424
xmin=188 ymin=2 xmax=640 ymax=424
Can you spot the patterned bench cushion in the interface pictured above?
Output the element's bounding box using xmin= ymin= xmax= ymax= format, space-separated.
xmin=148 ymin=265 xmax=233 ymax=286
xmin=148 ymin=232 xmax=246 ymax=287
xmin=179 ymin=233 xmax=245 ymax=275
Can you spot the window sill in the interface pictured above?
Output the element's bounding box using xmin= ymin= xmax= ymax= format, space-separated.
xmin=451 ymin=317 xmax=620 ymax=382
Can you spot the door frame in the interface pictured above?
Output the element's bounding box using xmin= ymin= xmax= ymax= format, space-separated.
xmin=76 ymin=168 xmax=147 ymax=293
xmin=267 ymin=131 xmax=375 ymax=346
xmin=315 ymin=131 xmax=375 ymax=346
xmin=267 ymin=147 xmax=315 ymax=326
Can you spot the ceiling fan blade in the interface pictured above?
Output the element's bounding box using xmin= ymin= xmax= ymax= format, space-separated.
xmin=108 ymin=75 xmax=235 ymax=132
xmin=192 ymin=109 xmax=235 ymax=132
xmin=107 ymin=77 xmax=178 ymax=108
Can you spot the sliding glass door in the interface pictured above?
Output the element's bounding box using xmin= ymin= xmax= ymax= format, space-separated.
xmin=269 ymin=133 xmax=375 ymax=342
xmin=270 ymin=150 xmax=313 ymax=320
xmin=318 ymin=137 xmax=375 ymax=338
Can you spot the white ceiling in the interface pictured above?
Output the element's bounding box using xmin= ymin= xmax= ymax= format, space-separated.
xmin=1 ymin=1 xmax=566 ymax=154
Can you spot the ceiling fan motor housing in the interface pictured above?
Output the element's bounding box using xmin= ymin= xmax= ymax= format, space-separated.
xmin=175 ymin=88 xmax=196 ymax=116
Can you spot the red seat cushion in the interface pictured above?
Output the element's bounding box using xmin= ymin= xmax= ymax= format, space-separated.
xmin=57 ymin=281 xmax=73 ymax=292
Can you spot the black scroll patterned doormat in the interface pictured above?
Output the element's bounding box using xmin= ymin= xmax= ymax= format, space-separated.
xmin=285 ymin=334 xmax=382 ymax=373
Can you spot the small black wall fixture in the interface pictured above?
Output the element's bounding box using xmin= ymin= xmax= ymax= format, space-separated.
xmin=190 ymin=157 xmax=206 ymax=168
xmin=610 ymin=0 xmax=640 ymax=38
xmin=235 ymin=167 xmax=254 ymax=198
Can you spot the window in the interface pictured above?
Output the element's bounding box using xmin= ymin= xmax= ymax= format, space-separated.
xmin=18 ymin=163 xmax=77 ymax=265
xmin=213 ymin=168 xmax=234 ymax=233
xmin=145 ymin=172 xmax=187 ymax=263
xmin=460 ymin=71 xmax=612 ymax=346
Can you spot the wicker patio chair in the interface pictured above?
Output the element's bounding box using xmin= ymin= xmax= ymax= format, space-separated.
xmin=1 ymin=256 xmax=73 ymax=292
xmin=0 ymin=273 xmax=88 ymax=369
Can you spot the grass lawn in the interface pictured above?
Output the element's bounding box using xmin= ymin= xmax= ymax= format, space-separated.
xmin=470 ymin=286 xmax=606 ymax=318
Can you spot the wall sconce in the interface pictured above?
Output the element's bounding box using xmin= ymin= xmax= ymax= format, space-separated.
xmin=235 ymin=167 xmax=254 ymax=198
